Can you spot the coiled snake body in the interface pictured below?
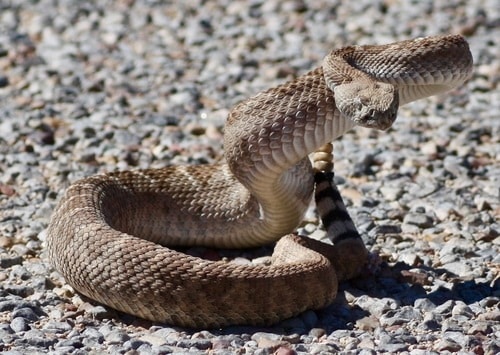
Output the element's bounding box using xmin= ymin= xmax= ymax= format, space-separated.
xmin=47 ymin=35 xmax=473 ymax=328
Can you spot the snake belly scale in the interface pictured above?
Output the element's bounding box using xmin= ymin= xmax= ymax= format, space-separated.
xmin=47 ymin=35 xmax=473 ymax=328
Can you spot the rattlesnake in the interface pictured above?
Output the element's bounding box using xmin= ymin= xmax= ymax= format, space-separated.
xmin=47 ymin=35 xmax=473 ymax=328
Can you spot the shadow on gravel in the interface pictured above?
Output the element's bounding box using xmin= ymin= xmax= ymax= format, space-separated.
xmin=347 ymin=260 xmax=498 ymax=308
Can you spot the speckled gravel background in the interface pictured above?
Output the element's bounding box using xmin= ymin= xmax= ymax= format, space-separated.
xmin=0 ymin=0 xmax=499 ymax=354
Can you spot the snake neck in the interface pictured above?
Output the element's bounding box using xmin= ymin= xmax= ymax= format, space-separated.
xmin=224 ymin=67 xmax=355 ymax=244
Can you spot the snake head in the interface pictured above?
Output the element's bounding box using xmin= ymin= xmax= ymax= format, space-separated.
xmin=334 ymin=80 xmax=399 ymax=130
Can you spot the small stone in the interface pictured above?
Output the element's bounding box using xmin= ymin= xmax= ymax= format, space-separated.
xmin=418 ymin=312 xmax=441 ymax=331
xmin=374 ymin=224 xmax=402 ymax=235
xmin=401 ymin=223 xmax=420 ymax=234
xmin=0 ymin=236 xmax=14 ymax=248
xmin=138 ymin=334 xmax=166 ymax=347
xmin=83 ymin=304 xmax=112 ymax=319
xmin=43 ymin=321 xmax=73 ymax=334
xmin=403 ymin=212 xmax=434 ymax=228
xmin=399 ymin=269 xmax=431 ymax=286
xmin=433 ymin=300 xmax=455 ymax=315
xmin=445 ymin=331 xmax=469 ymax=346
xmin=436 ymin=337 xmax=461 ymax=352
xmin=355 ymin=296 xmax=399 ymax=317
xmin=251 ymin=332 xmax=286 ymax=350
xmin=441 ymin=261 xmax=473 ymax=278
xmin=2 ymin=284 xmax=34 ymax=298
xmin=380 ymin=186 xmax=403 ymax=201
xmin=441 ymin=318 xmax=462 ymax=332
xmin=420 ymin=141 xmax=438 ymax=156
xmin=211 ymin=338 xmax=232 ymax=350
xmin=379 ymin=343 xmax=409 ymax=353
xmin=380 ymin=306 xmax=422 ymax=326
xmin=434 ymin=202 xmax=458 ymax=221
xmin=479 ymin=297 xmax=499 ymax=308
xmin=443 ymin=156 xmax=467 ymax=177
xmin=252 ymin=256 xmax=272 ymax=265
xmin=11 ymin=307 xmax=39 ymax=322
xmin=0 ymin=255 xmax=23 ymax=268
xmin=467 ymin=322 xmax=492 ymax=335
xmin=357 ymin=337 xmax=375 ymax=350
xmin=377 ymin=331 xmax=409 ymax=353
xmin=20 ymin=329 xmax=57 ymax=348
xmin=397 ymin=253 xmax=420 ymax=266
xmin=274 ymin=347 xmax=296 ymax=355
xmin=356 ymin=316 xmax=379 ymax=331
xmin=308 ymin=328 xmax=326 ymax=339
xmin=82 ymin=327 xmax=104 ymax=345
xmin=230 ymin=257 xmax=251 ymax=265
xmin=177 ymin=338 xmax=212 ymax=350
xmin=477 ymin=310 xmax=500 ymax=321
xmin=474 ymin=196 xmax=492 ymax=211
xmin=282 ymin=333 xmax=300 ymax=344
xmin=341 ymin=187 xmax=364 ymax=206
xmin=310 ymin=343 xmax=338 ymax=354
xmin=413 ymin=298 xmax=436 ymax=311
xmin=10 ymin=317 xmax=30 ymax=332
xmin=0 ymin=300 xmax=33 ymax=312
xmin=0 ymin=182 xmax=15 ymax=196
xmin=105 ymin=330 xmax=130 ymax=344
xmin=10 ymin=265 xmax=31 ymax=279
xmin=451 ymin=303 xmax=474 ymax=319
xmin=56 ymin=338 xmax=84 ymax=349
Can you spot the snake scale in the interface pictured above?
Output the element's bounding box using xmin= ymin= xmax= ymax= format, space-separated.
xmin=47 ymin=35 xmax=473 ymax=328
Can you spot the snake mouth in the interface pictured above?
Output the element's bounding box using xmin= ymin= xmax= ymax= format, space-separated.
xmin=356 ymin=106 xmax=398 ymax=130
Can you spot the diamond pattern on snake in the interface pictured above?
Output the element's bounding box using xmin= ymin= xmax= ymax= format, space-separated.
xmin=47 ymin=35 xmax=473 ymax=328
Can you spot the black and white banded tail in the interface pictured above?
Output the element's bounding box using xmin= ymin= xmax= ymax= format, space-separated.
xmin=312 ymin=143 xmax=362 ymax=245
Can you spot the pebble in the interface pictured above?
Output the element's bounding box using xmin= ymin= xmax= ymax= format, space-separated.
xmin=355 ymin=296 xmax=399 ymax=317
xmin=11 ymin=307 xmax=39 ymax=322
xmin=308 ymin=327 xmax=326 ymax=339
xmin=0 ymin=0 xmax=498 ymax=354
xmin=379 ymin=306 xmax=422 ymax=326
xmin=419 ymin=312 xmax=441 ymax=331
xmin=10 ymin=317 xmax=30 ymax=333
xmin=436 ymin=338 xmax=462 ymax=352
xmin=442 ymin=261 xmax=474 ymax=277
xmin=413 ymin=298 xmax=436 ymax=312
xmin=403 ymin=212 xmax=434 ymax=229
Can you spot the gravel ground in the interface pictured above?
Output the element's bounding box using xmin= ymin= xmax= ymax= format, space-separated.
xmin=1 ymin=0 xmax=499 ymax=354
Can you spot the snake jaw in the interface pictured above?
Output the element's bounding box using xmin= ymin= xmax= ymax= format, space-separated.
xmin=333 ymin=81 xmax=399 ymax=130
xmin=356 ymin=102 xmax=398 ymax=130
